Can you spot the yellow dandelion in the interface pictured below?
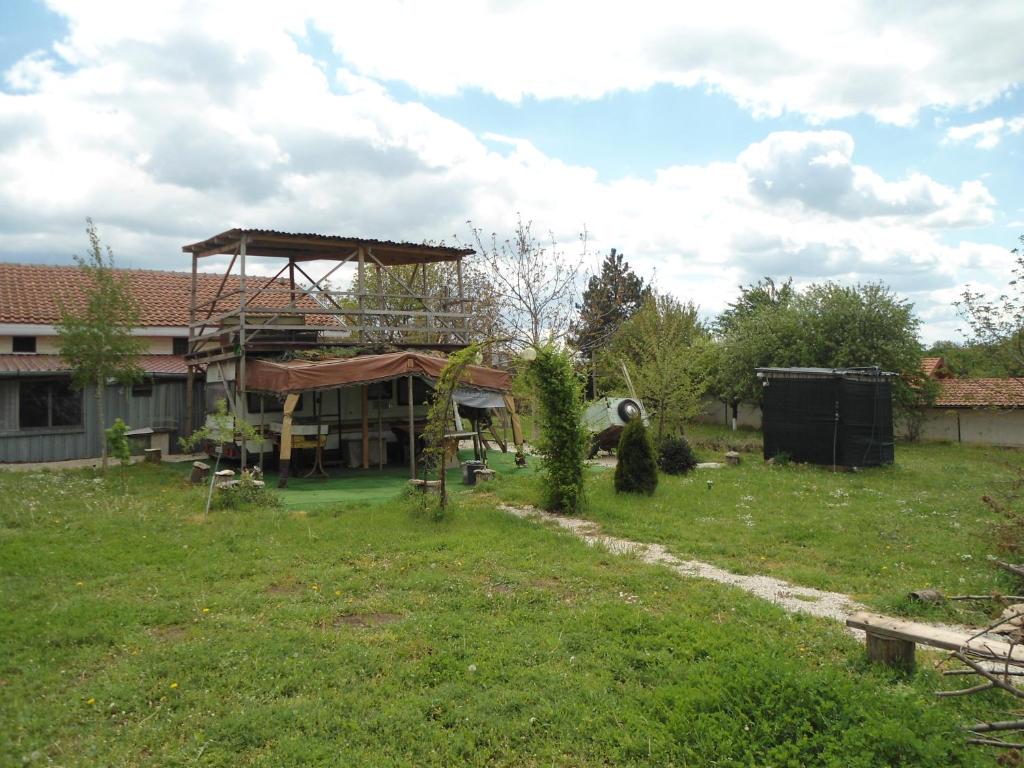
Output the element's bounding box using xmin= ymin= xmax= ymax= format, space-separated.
xmin=201 ymin=607 xmax=210 ymax=613
xmin=86 ymin=698 xmax=95 ymax=705
xmin=334 ymin=590 xmax=341 ymax=597
xmin=169 ymin=682 xmax=178 ymax=689
xmin=75 ymin=581 xmax=84 ymax=587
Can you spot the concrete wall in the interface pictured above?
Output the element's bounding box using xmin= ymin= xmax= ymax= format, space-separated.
xmin=693 ymin=396 xmax=1023 ymax=448
xmin=693 ymin=396 xmax=763 ymax=429
xmin=0 ymin=376 xmax=203 ymax=462
xmin=905 ymin=408 xmax=1024 ymax=448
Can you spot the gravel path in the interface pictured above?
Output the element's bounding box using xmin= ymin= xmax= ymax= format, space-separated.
xmin=498 ymin=503 xmax=976 ymax=639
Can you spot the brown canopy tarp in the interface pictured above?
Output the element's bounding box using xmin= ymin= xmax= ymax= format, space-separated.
xmin=246 ymin=351 xmax=512 ymax=394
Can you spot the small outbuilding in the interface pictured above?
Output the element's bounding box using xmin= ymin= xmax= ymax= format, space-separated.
xmin=756 ymin=367 xmax=895 ymax=468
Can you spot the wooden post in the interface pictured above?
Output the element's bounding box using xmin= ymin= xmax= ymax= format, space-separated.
xmin=504 ymin=394 xmax=524 ymax=451
xmin=259 ymin=394 xmax=265 ymax=472
xmin=357 ymin=246 xmax=365 ymax=342
xmin=407 ymin=375 xmax=415 ymax=478
xmin=377 ymin=391 xmax=384 ymax=470
xmin=288 ymin=258 xmax=295 ymax=305
xmin=336 ymin=388 xmax=343 ymax=464
xmin=456 ymin=255 xmax=465 ymax=342
xmin=238 ymin=233 xmax=248 ymax=469
xmin=866 ymin=633 xmax=915 ymax=671
xmin=185 ymin=365 xmax=195 ymax=436
xmin=361 ymin=384 xmax=369 ymax=469
xmin=277 ymin=393 xmax=300 ymax=488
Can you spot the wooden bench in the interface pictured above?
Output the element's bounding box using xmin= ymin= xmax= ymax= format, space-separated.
xmin=847 ymin=611 xmax=1024 ymax=670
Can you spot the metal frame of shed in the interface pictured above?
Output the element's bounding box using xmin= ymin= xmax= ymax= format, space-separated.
xmin=181 ymin=229 xmax=476 ymax=466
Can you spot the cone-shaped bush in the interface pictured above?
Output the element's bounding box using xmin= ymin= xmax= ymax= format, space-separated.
xmin=658 ymin=435 xmax=698 ymax=475
xmin=614 ymin=418 xmax=658 ymax=494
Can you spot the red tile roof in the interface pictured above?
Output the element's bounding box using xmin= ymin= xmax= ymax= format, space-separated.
xmin=935 ymin=377 xmax=1024 ymax=408
xmin=0 ymin=263 xmax=327 ymax=327
xmin=921 ymin=357 xmax=946 ymax=378
xmin=0 ymin=354 xmax=189 ymax=376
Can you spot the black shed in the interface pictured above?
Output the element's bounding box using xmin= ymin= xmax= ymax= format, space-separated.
xmin=756 ymin=367 xmax=895 ymax=467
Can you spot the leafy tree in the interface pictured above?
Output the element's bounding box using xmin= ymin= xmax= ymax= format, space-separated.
xmin=527 ymin=346 xmax=588 ymax=514
xmin=599 ymin=293 xmax=713 ymax=440
xmin=570 ymin=249 xmax=649 ymax=397
xmin=956 ymin=235 xmax=1024 ymax=371
xmin=614 ymin=417 xmax=658 ymax=495
xmin=925 ymin=339 xmax=1021 ymax=378
xmin=714 ymin=277 xmax=795 ymax=336
xmin=57 ymin=219 xmax=145 ymax=469
xmin=714 ymin=280 xmax=928 ymax=420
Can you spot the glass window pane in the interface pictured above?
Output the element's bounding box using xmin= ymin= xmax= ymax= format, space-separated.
xmin=19 ymin=383 xmax=50 ymax=428
xmin=50 ymin=381 xmax=83 ymax=427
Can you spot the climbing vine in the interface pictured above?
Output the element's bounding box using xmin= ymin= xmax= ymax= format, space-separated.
xmin=420 ymin=343 xmax=483 ymax=514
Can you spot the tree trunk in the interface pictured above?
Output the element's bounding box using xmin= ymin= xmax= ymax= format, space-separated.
xmin=97 ymin=375 xmax=108 ymax=470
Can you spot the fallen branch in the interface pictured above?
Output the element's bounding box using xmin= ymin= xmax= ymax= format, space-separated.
xmin=966 ymin=720 xmax=1024 ymax=734
xmin=948 ymin=595 xmax=1024 ymax=602
xmin=996 ymin=561 xmax=1024 ymax=579
xmin=935 ymin=681 xmax=995 ymax=697
xmin=967 ymin=737 xmax=1024 ymax=748
xmin=954 ymin=651 xmax=1024 ymax=700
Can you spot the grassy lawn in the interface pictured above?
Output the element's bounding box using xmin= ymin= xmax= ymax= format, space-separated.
xmin=0 ymin=462 xmax=999 ymax=766
xmin=492 ymin=424 xmax=1024 ymax=624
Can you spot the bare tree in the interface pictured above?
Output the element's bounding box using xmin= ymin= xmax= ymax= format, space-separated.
xmin=467 ymin=215 xmax=586 ymax=349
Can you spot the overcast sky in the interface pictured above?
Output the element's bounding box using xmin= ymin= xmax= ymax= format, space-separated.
xmin=1 ymin=0 xmax=1022 ymax=342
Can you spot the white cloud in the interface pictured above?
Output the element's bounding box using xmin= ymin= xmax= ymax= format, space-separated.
xmin=308 ymin=0 xmax=1023 ymax=125
xmin=0 ymin=0 xmax=1013 ymax=344
xmin=945 ymin=115 xmax=1024 ymax=149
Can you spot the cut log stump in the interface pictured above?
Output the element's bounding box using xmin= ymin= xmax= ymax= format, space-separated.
xmin=866 ymin=633 xmax=916 ymax=671
xmin=190 ymin=461 xmax=210 ymax=484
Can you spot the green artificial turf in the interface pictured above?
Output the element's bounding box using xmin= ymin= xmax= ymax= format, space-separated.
xmin=0 ymin=462 xmax=998 ymax=766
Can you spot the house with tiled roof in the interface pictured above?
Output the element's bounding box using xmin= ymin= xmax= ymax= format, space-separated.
xmin=914 ymin=356 xmax=1024 ymax=447
xmin=0 ymin=264 xmax=229 ymax=462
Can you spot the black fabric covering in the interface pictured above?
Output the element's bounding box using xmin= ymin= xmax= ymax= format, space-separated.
xmin=761 ymin=372 xmax=894 ymax=467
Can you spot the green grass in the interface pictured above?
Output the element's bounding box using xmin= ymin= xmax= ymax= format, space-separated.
xmin=0 ymin=463 xmax=997 ymax=766
xmin=494 ymin=425 xmax=1024 ymax=624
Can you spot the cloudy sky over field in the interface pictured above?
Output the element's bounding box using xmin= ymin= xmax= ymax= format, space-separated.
xmin=1 ymin=0 xmax=1022 ymax=341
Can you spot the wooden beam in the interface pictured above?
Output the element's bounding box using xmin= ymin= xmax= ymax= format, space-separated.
xmin=277 ymin=392 xmax=301 ymax=488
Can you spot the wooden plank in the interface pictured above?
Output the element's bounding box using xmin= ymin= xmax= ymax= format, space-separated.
xmin=847 ymin=611 xmax=1024 ymax=661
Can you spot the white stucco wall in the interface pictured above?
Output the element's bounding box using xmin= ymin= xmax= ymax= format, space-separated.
xmin=0 ymin=334 xmax=174 ymax=355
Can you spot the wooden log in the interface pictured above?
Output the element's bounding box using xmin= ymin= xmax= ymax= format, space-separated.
xmin=866 ymin=633 xmax=915 ymax=670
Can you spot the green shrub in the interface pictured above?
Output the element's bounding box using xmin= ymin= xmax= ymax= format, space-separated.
xmin=529 ymin=347 xmax=588 ymax=514
xmin=657 ymin=435 xmax=698 ymax=475
xmin=211 ymin=468 xmax=281 ymax=511
xmin=615 ymin=418 xmax=658 ymax=494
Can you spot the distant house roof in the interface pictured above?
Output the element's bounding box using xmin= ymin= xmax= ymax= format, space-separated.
xmin=920 ymin=357 xmax=950 ymax=379
xmin=0 ymin=354 xmax=190 ymax=377
xmin=935 ymin=377 xmax=1024 ymax=409
xmin=0 ymin=262 xmax=325 ymax=328
xmin=182 ymin=229 xmax=474 ymax=266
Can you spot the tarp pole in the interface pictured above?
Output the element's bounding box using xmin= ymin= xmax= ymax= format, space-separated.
xmin=277 ymin=392 xmax=300 ymax=488
xmin=504 ymin=394 xmax=524 ymax=450
xmin=377 ymin=393 xmax=383 ymax=470
xmin=361 ymin=384 xmax=369 ymax=469
xmin=408 ymin=375 xmax=415 ymax=478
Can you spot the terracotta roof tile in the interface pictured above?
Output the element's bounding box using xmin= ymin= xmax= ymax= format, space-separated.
xmin=0 ymin=354 xmax=189 ymax=376
xmin=921 ymin=357 xmax=943 ymax=378
xmin=0 ymin=263 xmax=329 ymax=327
xmin=935 ymin=377 xmax=1024 ymax=408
